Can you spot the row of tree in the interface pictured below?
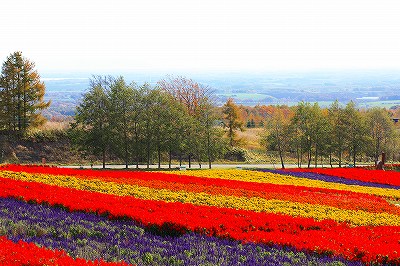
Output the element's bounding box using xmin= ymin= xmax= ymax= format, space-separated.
xmin=70 ymin=75 xmax=227 ymax=169
xmin=262 ymin=101 xmax=399 ymax=168
xmin=2 ymin=52 xmax=399 ymax=169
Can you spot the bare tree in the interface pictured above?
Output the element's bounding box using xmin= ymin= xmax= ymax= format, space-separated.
xmin=158 ymin=75 xmax=221 ymax=168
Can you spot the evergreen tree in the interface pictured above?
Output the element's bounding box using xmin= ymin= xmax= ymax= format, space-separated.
xmin=222 ymin=98 xmax=244 ymax=147
xmin=0 ymin=51 xmax=50 ymax=138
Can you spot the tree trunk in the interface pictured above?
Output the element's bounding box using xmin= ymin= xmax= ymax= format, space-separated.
xmin=314 ymin=146 xmax=318 ymax=168
xmin=147 ymin=143 xmax=150 ymax=169
xmin=102 ymin=149 xmax=106 ymax=169
xmin=207 ymin=131 xmax=212 ymax=169
xmin=278 ymin=149 xmax=285 ymax=169
xmin=376 ymin=142 xmax=380 ymax=165
xmin=300 ymin=151 xmax=303 ymax=168
xmin=23 ymin=83 xmax=27 ymax=133
xmin=278 ymin=142 xmax=285 ymax=169
xmin=17 ymin=72 xmax=22 ymax=136
xmin=168 ymin=150 xmax=172 ymax=169
xmin=146 ymin=133 xmax=151 ymax=169
xmin=329 ymin=153 xmax=333 ymax=168
xmin=320 ymin=153 xmax=324 ymax=168
xmin=229 ymin=127 xmax=234 ymax=147
xmin=125 ymin=140 xmax=128 ymax=169
xmin=296 ymin=146 xmax=300 ymax=168
xmin=188 ymin=154 xmax=191 ymax=169
xmin=158 ymin=146 xmax=161 ymax=169
xmin=134 ymin=124 xmax=139 ymax=169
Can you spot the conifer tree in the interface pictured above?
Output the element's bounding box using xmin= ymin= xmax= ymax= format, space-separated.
xmin=0 ymin=51 xmax=50 ymax=138
xmin=222 ymin=98 xmax=243 ymax=147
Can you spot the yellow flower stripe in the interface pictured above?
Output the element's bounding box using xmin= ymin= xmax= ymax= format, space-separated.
xmin=168 ymin=169 xmax=400 ymax=199
xmin=1 ymin=170 xmax=400 ymax=227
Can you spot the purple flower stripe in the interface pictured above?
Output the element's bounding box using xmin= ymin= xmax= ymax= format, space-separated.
xmin=260 ymin=169 xmax=400 ymax=190
xmin=0 ymin=197 xmax=362 ymax=266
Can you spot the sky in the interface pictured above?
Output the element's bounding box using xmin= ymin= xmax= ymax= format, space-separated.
xmin=1 ymin=0 xmax=400 ymax=74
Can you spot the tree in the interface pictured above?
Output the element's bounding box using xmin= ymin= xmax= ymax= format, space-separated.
xmin=196 ymin=100 xmax=227 ymax=168
xmin=129 ymin=83 xmax=147 ymax=168
xmin=0 ymin=51 xmax=50 ymax=138
xmin=158 ymin=75 xmax=217 ymax=168
xmin=159 ymin=93 xmax=189 ymax=168
xmin=387 ymin=130 xmax=400 ymax=163
xmin=144 ymin=88 xmax=173 ymax=169
xmin=291 ymin=102 xmax=321 ymax=168
xmin=261 ymin=107 xmax=292 ymax=169
xmin=366 ymin=107 xmax=395 ymax=165
xmin=70 ymin=76 xmax=112 ymax=169
xmin=158 ymin=75 xmax=212 ymax=116
xmin=108 ymin=77 xmax=135 ymax=168
xmin=344 ymin=101 xmax=368 ymax=166
xmin=327 ymin=101 xmax=348 ymax=167
xmin=310 ymin=103 xmax=328 ymax=168
xmin=222 ymin=98 xmax=244 ymax=147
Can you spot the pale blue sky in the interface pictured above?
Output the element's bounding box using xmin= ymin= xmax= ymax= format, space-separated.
xmin=2 ymin=0 xmax=400 ymax=73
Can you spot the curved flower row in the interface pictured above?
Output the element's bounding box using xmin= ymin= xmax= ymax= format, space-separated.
xmin=0 ymin=176 xmax=400 ymax=264
xmin=0 ymin=236 xmax=128 ymax=266
xmin=1 ymin=167 xmax=398 ymax=216
xmin=170 ymin=169 xmax=400 ymax=199
xmin=288 ymin=167 xmax=400 ymax=187
xmin=265 ymin=169 xmax=400 ymax=190
xmin=3 ymin=165 xmax=400 ymax=199
xmin=2 ymin=171 xmax=400 ymax=226
xmin=0 ymin=197 xmax=361 ymax=266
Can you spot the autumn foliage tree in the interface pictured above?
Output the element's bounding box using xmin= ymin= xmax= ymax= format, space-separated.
xmin=222 ymin=98 xmax=244 ymax=147
xmin=259 ymin=101 xmax=400 ymax=168
xmin=0 ymin=52 xmax=50 ymax=138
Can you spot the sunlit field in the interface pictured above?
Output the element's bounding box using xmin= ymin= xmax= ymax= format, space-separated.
xmin=0 ymin=164 xmax=399 ymax=265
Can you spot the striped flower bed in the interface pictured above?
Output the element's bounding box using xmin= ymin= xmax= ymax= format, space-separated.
xmin=264 ymin=169 xmax=400 ymax=190
xmin=283 ymin=167 xmax=400 ymax=188
xmin=0 ymin=197 xmax=358 ymax=266
xmin=0 ymin=165 xmax=399 ymax=265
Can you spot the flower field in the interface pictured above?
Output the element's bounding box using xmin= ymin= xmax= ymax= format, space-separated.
xmin=0 ymin=165 xmax=399 ymax=265
xmin=281 ymin=167 xmax=400 ymax=187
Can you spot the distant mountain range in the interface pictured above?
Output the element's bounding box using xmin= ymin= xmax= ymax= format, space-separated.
xmin=42 ymin=70 xmax=400 ymax=117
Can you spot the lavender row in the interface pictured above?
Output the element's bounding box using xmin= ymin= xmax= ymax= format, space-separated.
xmin=0 ymin=197 xmax=361 ymax=266
xmin=260 ymin=169 xmax=400 ymax=189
